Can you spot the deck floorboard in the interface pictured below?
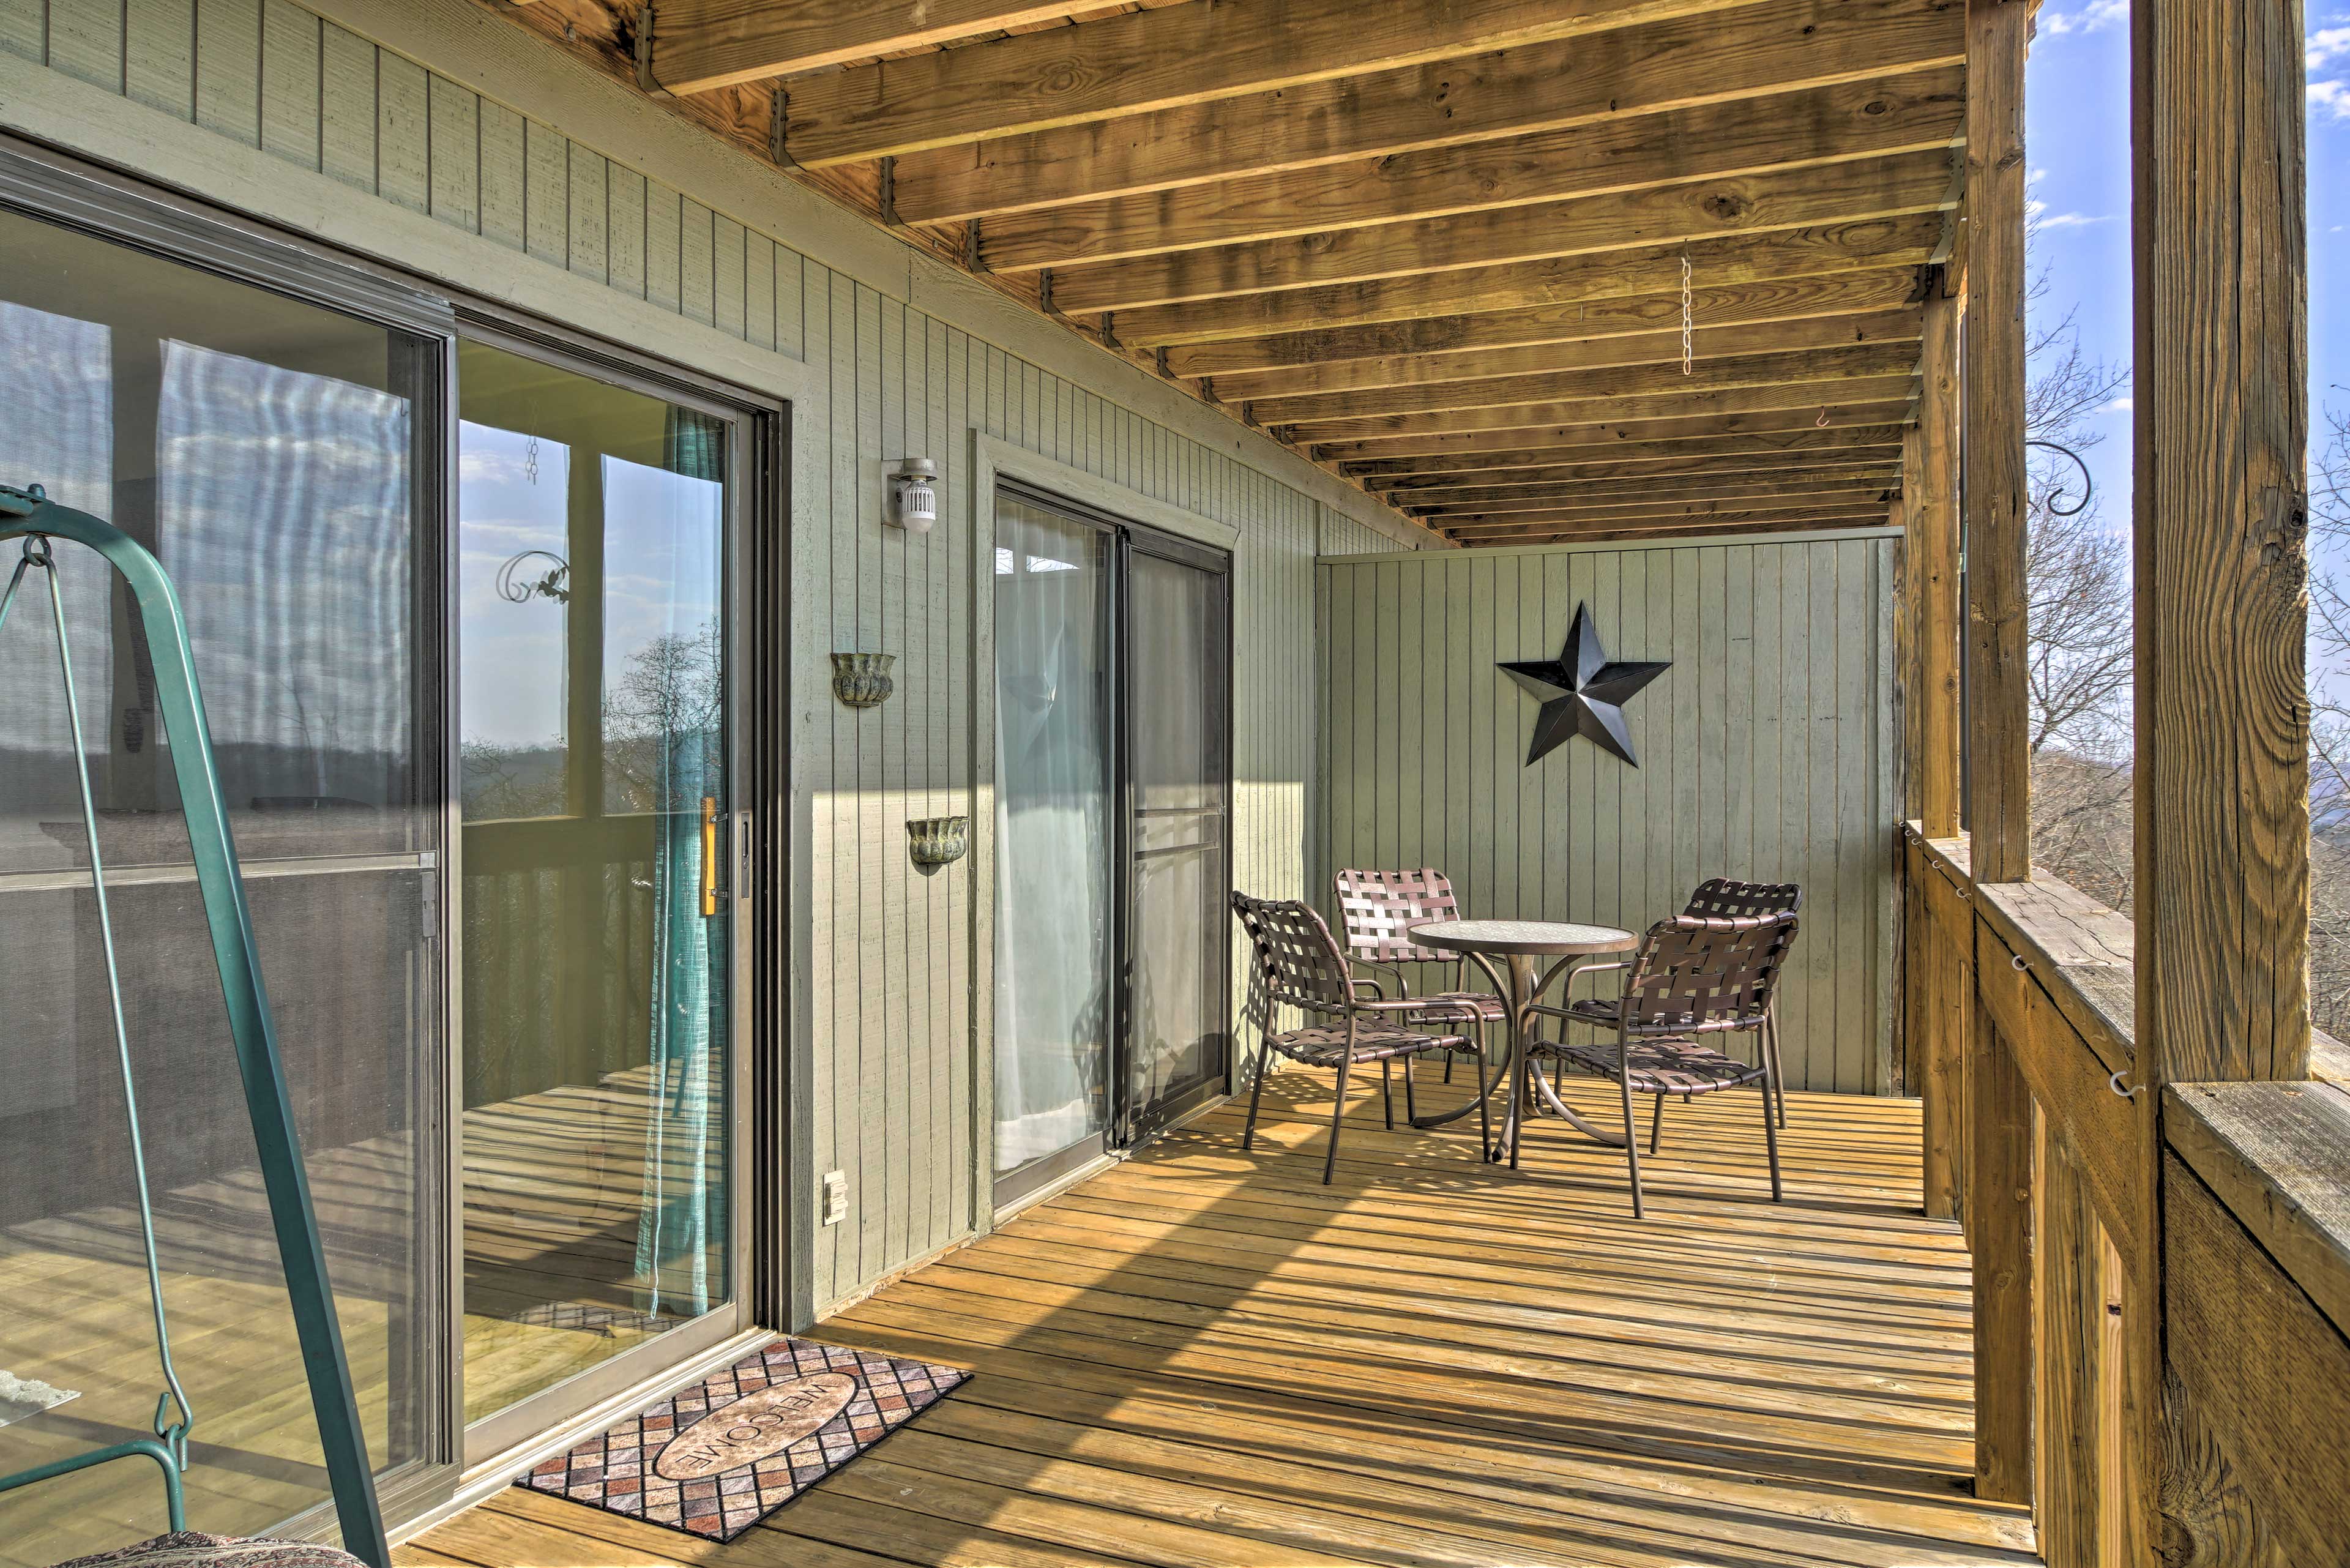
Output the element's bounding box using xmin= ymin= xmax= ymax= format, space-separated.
xmin=404 ymin=1073 xmax=2034 ymax=1567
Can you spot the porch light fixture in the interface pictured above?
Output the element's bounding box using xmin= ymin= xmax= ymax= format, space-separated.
xmin=886 ymin=457 xmax=938 ymax=532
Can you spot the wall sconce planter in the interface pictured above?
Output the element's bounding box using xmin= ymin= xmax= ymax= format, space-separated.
xmin=906 ymin=815 xmax=968 ymax=871
xmin=886 ymin=458 xmax=938 ymax=532
xmin=830 ymin=652 xmax=896 ymax=709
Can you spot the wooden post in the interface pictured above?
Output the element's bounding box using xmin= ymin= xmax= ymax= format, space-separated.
xmin=1912 ymin=284 xmax=1963 ymax=841
xmin=1969 ymin=973 xmax=2035 ymax=1505
xmin=1962 ymin=0 xmax=2030 ymax=883
xmin=2133 ymin=2 xmax=2309 ymax=1557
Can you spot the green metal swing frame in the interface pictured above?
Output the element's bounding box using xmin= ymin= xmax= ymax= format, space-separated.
xmin=0 ymin=480 xmax=391 ymax=1567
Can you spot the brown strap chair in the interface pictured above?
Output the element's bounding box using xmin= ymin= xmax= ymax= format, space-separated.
xmin=1231 ymin=890 xmax=1488 ymax=1183
xmin=1560 ymin=879 xmax=1802 ymax=1134
xmin=1332 ymin=867 xmax=1507 ymax=1081
xmin=1522 ymin=908 xmax=1799 ymax=1217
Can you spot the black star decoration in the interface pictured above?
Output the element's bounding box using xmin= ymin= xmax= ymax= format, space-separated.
xmin=1499 ymin=602 xmax=1671 ymax=768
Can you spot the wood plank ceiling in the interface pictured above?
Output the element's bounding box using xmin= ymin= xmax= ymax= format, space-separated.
xmin=494 ymin=0 xmax=1964 ymax=548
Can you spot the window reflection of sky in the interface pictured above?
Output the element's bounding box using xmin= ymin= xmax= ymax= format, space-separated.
xmin=601 ymin=454 xmax=722 ymax=681
xmin=458 ymin=421 xmax=571 ymax=752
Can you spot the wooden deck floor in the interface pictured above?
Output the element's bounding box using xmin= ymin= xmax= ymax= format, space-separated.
xmin=403 ymin=1072 xmax=2035 ymax=1568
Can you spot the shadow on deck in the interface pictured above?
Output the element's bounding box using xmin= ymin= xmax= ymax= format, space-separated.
xmin=405 ymin=1072 xmax=2035 ymax=1567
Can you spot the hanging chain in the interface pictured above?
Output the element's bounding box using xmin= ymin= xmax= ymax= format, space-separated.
xmin=1679 ymin=245 xmax=1693 ymax=376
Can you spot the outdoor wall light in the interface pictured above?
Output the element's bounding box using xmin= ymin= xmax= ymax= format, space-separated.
xmin=887 ymin=457 xmax=938 ymax=532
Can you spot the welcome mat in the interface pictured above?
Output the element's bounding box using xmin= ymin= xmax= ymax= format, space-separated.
xmin=518 ymin=1337 xmax=968 ymax=1540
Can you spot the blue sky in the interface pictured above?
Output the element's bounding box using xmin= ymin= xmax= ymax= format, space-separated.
xmin=2025 ymin=1 xmax=2348 ymax=539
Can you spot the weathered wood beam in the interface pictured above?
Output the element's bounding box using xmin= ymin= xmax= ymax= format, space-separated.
xmin=1048 ymin=147 xmax=1959 ymax=315
xmin=2132 ymin=0 xmax=2309 ymax=1091
xmin=1119 ymin=216 xmax=1945 ymax=348
xmin=984 ymin=69 xmax=1963 ymax=272
xmin=1911 ymin=283 xmax=1962 ymax=840
xmin=1444 ymin=499 xmax=1889 ymax=534
xmin=1340 ymin=424 xmax=1909 ymax=478
xmin=1165 ymin=269 xmax=1923 ymax=378
xmin=1283 ymin=374 xmax=1919 ymax=446
xmin=1320 ymin=407 xmax=1916 ymax=465
xmin=892 ymin=0 xmax=1966 ymax=221
xmin=772 ymin=0 xmax=1762 ymax=165
xmin=647 ymin=1 xmax=1103 ymax=95
xmin=1450 ymin=510 xmax=1891 ymax=546
xmin=1371 ymin=453 xmax=1901 ymax=495
xmin=1204 ymin=308 xmax=1921 ymax=402
xmin=1961 ymin=0 xmax=2031 ymax=886
xmin=1251 ymin=342 xmax=1920 ymax=427
xmin=1403 ymin=473 xmax=1895 ymax=515
xmin=1970 ymin=991 xmax=2037 ymax=1506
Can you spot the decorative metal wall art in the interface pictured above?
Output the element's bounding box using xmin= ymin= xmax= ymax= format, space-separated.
xmin=906 ymin=815 xmax=969 ymax=870
xmin=1498 ymin=602 xmax=1671 ymax=768
xmin=830 ymin=652 xmax=896 ymax=709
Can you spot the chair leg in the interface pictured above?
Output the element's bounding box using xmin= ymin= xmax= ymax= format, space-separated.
xmin=1473 ymin=1046 xmax=1492 ymax=1155
xmin=1241 ymin=1042 xmax=1273 ymax=1151
xmin=1443 ymin=1050 xmax=1455 ymax=1085
xmin=1617 ymin=1026 xmax=1644 ymax=1219
xmin=1767 ymin=1010 xmax=1790 ymax=1127
xmin=1403 ymin=1054 xmax=1419 ymax=1123
xmin=1648 ymin=1093 xmax=1666 ymax=1155
xmin=1381 ymin=1058 xmax=1395 ymax=1131
xmin=1508 ymin=1042 xmax=1531 ymax=1171
xmin=1760 ymin=1064 xmax=1785 ymax=1202
xmin=1325 ymin=1055 xmax=1354 ymax=1185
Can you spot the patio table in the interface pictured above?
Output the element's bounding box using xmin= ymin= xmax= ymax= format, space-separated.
xmin=1406 ymin=918 xmax=1638 ymax=1162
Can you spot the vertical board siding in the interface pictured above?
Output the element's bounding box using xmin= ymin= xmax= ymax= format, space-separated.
xmin=4 ymin=0 xmax=1420 ymax=1315
xmin=1316 ymin=537 xmax=1897 ymax=1095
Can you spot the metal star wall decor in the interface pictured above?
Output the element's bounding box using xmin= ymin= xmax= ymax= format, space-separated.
xmin=1499 ymin=602 xmax=1671 ymax=768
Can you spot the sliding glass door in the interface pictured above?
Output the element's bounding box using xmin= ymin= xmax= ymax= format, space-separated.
xmin=991 ymin=483 xmax=1231 ymax=1209
xmin=454 ymin=337 xmax=748 ymax=1456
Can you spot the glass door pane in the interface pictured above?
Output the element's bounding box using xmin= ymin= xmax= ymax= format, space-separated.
xmin=0 ymin=206 xmax=438 ymax=1563
xmin=455 ymin=339 xmax=735 ymax=1430
xmin=1124 ymin=543 xmax=1231 ymax=1137
xmin=991 ymin=493 xmax=1114 ymax=1197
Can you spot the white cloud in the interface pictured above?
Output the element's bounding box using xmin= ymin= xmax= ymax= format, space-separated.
xmin=2026 ymin=198 xmax=2114 ymax=230
xmin=2043 ymin=0 xmax=2128 ymax=37
xmin=2313 ymin=78 xmax=2350 ymax=122
xmin=2102 ymin=397 xmax=2133 ymax=415
xmin=2310 ymin=25 xmax=2350 ymax=69
xmin=2029 ymin=165 xmax=2051 ymax=185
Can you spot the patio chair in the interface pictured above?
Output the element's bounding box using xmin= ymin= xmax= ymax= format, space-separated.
xmin=1556 ymin=879 xmax=1802 ymax=1138
xmin=1521 ymin=908 xmax=1798 ymax=1217
xmin=1231 ymin=891 xmax=1489 ymax=1184
xmin=1331 ymin=867 xmax=1505 ymax=1081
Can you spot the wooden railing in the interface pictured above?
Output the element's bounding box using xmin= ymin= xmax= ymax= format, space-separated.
xmin=1903 ymin=823 xmax=2350 ymax=1562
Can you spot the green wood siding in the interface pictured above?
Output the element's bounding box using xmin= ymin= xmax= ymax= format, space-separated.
xmin=0 ymin=0 xmax=1421 ymax=1315
xmin=1316 ymin=534 xmax=1900 ymax=1095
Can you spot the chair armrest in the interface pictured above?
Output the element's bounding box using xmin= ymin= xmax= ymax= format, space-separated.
xmin=1347 ymin=956 xmax=1412 ymax=999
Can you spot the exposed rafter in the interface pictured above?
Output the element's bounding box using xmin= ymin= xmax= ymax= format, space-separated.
xmin=646 ymin=1 xmax=1107 ymax=95
xmin=890 ymin=0 xmax=1966 ymax=220
xmin=770 ymin=0 xmax=1767 ymax=164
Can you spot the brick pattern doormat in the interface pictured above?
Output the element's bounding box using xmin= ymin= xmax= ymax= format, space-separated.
xmin=518 ymin=1337 xmax=969 ymax=1540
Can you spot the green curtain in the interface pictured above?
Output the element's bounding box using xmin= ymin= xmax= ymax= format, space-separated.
xmin=635 ymin=408 xmax=727 ymax=1319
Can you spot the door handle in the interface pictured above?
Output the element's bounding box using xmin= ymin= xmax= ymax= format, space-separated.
xmin=700 ymin=796 xmax=721 ymax=916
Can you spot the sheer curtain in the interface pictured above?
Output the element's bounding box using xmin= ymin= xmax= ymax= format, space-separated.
xmin=993 ymin=497 xmax=1111 ymax=1172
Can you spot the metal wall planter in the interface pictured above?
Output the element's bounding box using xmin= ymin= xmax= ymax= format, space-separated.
xmin=906 ymin=815 xmax=968 ymax=870
xmin=830 ymin=652 xmax=896 ymax=709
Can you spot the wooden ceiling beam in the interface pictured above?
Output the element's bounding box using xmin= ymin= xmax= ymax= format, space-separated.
xmin=1450 ymin=512 xmax=1891 ymax=546
xmin=890 ymin=0 xmax=1966 ymax=221
xmin=646 ymin=1 xmax=1106 ymax=95
xmin=1205 ymin=308 xmax=1922 ymax=402
xmin=987 ymin=69 xmax=1961 ymax=274
xmin=1284 ymin=374 xmax=1919 ymax=446
xmin=770 ymin=0 xmax=1766 ymax=164
xmin=1340 ymin=424 xmax=1909 ymax=477
xmin=1312 ymin=403 xmax=1917 ymax=463
xmin=1048 ymin=147 xmax=1958 ymax=315
xmin=1374 ymin=454 xmax=1902 ymax=496
xmin=1400 ymin=472 xmax=1899 ymax=513
xmin=1117 ymin=214 xmax=1945 ymax=346
xmin=1167 ymin=269 xmax=1924 ymax=378
xmin=1250 ymin=342 xmax=1920 ymax=427
xmin=1445 ymin=501 xmax=1892 ymax=534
